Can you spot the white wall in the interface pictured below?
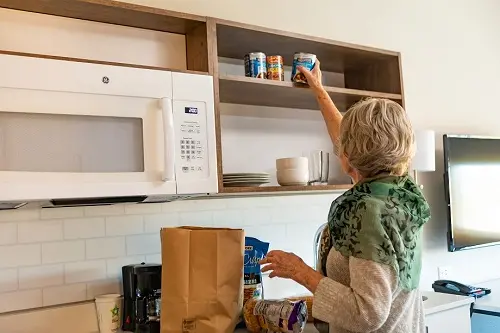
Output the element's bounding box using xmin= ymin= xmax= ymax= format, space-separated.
xmin=1 ymin=0 xmax=500 ymax=313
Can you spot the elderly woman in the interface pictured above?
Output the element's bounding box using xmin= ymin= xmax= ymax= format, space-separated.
xmin=260 ymin=61 xmax=431 ymax=333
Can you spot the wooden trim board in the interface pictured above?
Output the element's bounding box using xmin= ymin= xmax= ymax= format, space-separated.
xmin=218 ymin=75 xmax=402 ymax=111
xmin=0 ymin=0 xmax=205 ymax=33
xmin=0 ymin=50 xmax=208 ymax=75
xmin=221 ymin=184 xmax=352 ymax=194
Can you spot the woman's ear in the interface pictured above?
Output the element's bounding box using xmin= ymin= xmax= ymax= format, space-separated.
xmin=340 ymin=154 xmax=361 ymax=183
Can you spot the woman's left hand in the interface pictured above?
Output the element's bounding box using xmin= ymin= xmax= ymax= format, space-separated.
xmin=259 ymin=250 xmax=307 ymax=280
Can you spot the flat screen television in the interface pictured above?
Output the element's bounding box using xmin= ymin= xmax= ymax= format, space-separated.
xmin=444 ymin=135 xmax=500 ymax=251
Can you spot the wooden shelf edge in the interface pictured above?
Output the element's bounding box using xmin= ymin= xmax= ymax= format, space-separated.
xmin=0 ymin=0 xmax=205 ymax=34
xmin=0 ymin=50 xmax=209 ymax=75
xmin=220 ymin=184 xmax=352 ymax=194
xmin=85 ymin=0 xmax=206 ymax=22
xmin=219 ymin=75 xmax=403 ymax=100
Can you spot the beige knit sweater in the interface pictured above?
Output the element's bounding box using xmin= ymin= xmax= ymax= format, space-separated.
xmin=312 ymin=249 xmax=425 ymax=333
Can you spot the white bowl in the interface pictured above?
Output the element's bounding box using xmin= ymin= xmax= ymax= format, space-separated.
xmin=276 ymin=157 xmax=308 ymax=170
xmin=277 ymin=168 xmax=309 ymax=186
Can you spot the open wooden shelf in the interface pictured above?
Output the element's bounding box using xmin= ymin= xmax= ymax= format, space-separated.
xmin=216 ymin=20 xmax=396 ymax=72
xmin=0 ymin=0 xmax=213 ymax=73
xmin=221 ymin=184 xmax=352 ymax=194
xmin=219 ymin=75 xmax=402 ymax=110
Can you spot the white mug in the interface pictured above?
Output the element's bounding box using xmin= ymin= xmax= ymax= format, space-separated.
xmin=95 ymin=294 xmax=122 ymax=333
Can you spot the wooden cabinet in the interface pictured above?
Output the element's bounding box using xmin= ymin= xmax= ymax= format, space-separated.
xmin=211 ymin=19 xmax=404 ymax=195
xmin=0 ymin=0 xmax=405 ymax=197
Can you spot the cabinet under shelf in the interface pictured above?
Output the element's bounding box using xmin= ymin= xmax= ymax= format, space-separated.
xmin=220 ymin=184 xmax=352 ymax=194
xmin=218 ymin=75 xmax=403 ymax=111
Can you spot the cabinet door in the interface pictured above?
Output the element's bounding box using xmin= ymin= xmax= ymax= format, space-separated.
xmin=425 ymin=306 xmax=471 ymax=333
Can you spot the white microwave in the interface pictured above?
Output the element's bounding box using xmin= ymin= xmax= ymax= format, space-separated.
xmin=0 ymin=54 xmax=218 ymax=205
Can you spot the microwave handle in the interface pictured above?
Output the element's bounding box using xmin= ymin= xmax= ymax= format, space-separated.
xmin=160 ymin=98 xmax=175 ymax=182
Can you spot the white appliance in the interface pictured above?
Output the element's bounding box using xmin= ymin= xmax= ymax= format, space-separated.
xmin=0 ymin=54 xmax=218 ymax=206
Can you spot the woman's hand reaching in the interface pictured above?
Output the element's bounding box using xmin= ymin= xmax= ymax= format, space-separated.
xmin=298 ymin=59 xmax=323 ymax=92
xmin=260 ymin=250 xmax=306 ymax=279
xmin=260 ymin=250 xmax=324 ymax=293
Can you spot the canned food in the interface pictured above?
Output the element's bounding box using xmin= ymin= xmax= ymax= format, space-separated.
xmin=244 ymin=52 xmax=267 ymax=79
xmin=291 ymin=52 xmax=316 ymax=84
xmin=266 ymin=55 xmax=284 ymax=81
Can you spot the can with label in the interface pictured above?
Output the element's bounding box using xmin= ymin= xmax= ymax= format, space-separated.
xmin=244 ymin=52 xmax=267 ymax=79
xmin=291 ymin=52 xmax=317 ymax=84
xmin=266 ymin=55 xmax=284 ymax=81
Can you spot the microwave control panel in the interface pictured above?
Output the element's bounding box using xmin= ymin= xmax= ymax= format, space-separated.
xmin=174 ymin=100 xmax=209 ymax=180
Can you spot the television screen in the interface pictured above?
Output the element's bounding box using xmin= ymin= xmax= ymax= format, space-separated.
xmin=444 ymin=135 xmax=500 ymax=251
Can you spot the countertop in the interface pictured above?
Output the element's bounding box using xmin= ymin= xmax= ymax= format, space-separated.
xmin=421 ymin=290 xmax=473 ymax=315
xmin=470 ymin=279 xmax=500 ymax=314
xmin=0 ymin=290 xmax=476 ymax=333
xmin=235 ymin=323 xmax=318 ymax=333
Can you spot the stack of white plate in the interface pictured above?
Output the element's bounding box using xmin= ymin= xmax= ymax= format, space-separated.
xmin=223 ymin=173 xmax=270 ymax=187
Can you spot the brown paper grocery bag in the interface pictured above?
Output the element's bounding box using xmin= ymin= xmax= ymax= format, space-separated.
xmin=160 ymin=227 xmax=244 ymax=333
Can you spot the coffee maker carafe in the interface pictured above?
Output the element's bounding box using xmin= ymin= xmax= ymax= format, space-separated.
xmin=135 ymin=264 xmax=162 ymax=333
xmin=121 ymin=263 xmax=162 ymax=333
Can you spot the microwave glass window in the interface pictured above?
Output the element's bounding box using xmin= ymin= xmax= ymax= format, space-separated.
xmin=0 ymin=112 xmax=144 ymax=173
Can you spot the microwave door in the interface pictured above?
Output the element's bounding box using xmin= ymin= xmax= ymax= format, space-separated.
xmin=0 ymin=88 xmax=177 ymax=201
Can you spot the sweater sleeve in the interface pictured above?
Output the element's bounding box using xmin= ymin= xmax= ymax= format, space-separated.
xmin=312 ymin=256 xmax=397 ymax=332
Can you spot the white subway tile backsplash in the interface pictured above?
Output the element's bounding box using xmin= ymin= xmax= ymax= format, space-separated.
xmin=225 ymin=196 xmax=275 ymax=208
xmin=126 ymin=234 xmax=160 ymax=255
xmin=186 ymin=198 xmax=227 ymax=211
xmin=212 ymin=209 xmax=244 ymax=227
xmin=161 ymin=200 xmax=195 ymax=212
xmin=179 ymin=211 xmax=214 ymax=227
xmin=106 ymin=216 xmax=144 ymax=236
xmin=244 ymin=225 xmax=288 ymax=251
xmin=271 ymin=204 xmax=326 ymax=224
xmin=0 ymin=289 xmax=42 ymax=313
xmin=0 ymin=268 xmax=18 ymax=292
xmin=43 ymin=283 xmax=87 ymax=307
xmin=84 ymin=205 xmax=125 ymax=217
xmin=145 ymin=254 xmax=161 ymax=263
xmin=19 ymin=264 xmax=64 ymax=289
xmin=242 ymin=207 xmax=272 ymax=226
xmin=0 ymin=223 xmax=17 ymax=245
xmin=86 ymin=237 xmax=125 ymax=259
xmin=0 ymin=244 xmax=41 ymax=268
xmin=18 ymin=220 xmax=63 ymax=243
xmin=144 ymin=213 xmax=179 ymax=233
xmin=65 ymin=260 xmax=106 ymax=284
xmin=87 ymin=279 xmax=121 ymax=299
xmin=0 ymin=194 xmax=333 ymax=313
xmin=125 ymin=203 xmax=162 ymax=215
xmin=0 ymin=209 xmax=39 ymax=223
xmin=41 ymin=207 xmax=84 ymax=220
xmin=64 ymin=217 xmax=105 ymax=240
xmin=42 ymin=241 xmax=85 ymax=264
xmin=106 ymin=256 xmax=145 ymax=279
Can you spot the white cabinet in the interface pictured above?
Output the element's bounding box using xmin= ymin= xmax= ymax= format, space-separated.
xmin=425 ymin=302 xmax=472 ymax=333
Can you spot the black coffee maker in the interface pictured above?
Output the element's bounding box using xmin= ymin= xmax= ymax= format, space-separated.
xmin=122 ymin=263 xmax=162 ymax=333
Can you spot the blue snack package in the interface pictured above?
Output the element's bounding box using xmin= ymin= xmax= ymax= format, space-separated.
xmin=237 ymin=237 xmax=270 ymax=328
xmin=244 ymin=237 xmax=270 ymax=299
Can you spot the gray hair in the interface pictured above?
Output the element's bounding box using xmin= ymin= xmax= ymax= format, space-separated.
xmin=339 ymin=98 xmax=415 ymax=178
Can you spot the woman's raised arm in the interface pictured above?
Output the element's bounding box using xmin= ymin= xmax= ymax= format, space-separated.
xmin=298 ymin=61 xmax=343 ymax=149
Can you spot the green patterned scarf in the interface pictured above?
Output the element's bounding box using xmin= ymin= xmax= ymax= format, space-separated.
xmin=318 ymin=174 xmax=431 ymax=291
